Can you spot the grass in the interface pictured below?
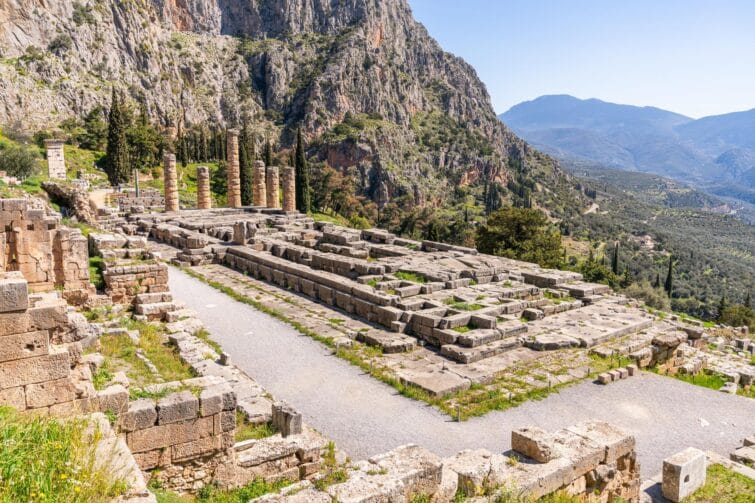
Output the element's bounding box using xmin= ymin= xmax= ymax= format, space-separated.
xmin=453 ymin=325 xmax=472 ymax=333
xmin=394 ymin=271 xmax=426 ymax=284
xmin=444 ymin=299 xmax=485 ymax=311
xmin=311 ymin=211 xmax=351 ymax=227
xmin=151 ymin=477 xmax=291 ymax=503
xmin=99 ymin=320 xmax=194 ymax=388
xmin=313 ymin=442 xmax=349 ymax=490
xmin=91 ymin=359 xmax=114 ymax=390
xmin=235 ymin=412 xmax=277 ymax=442
xmin=0 ymin=406 xmax=128 ymax=502
xmin=194 ymin=328 xmax=223 ymax=355
xmin=674 ymin=371 xmax=727 ymax=391
xmin=88 ymin=256 xmax=105 ymax=291
xmin=684 ymin=463 xmax=755 ymax=502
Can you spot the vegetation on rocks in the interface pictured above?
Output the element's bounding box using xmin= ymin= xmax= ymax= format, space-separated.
xmin=684 ymin=463 xmax=755 ymax=503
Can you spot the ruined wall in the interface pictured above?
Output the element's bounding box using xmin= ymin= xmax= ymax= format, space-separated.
xmin=108 ymin=189 xmax=165 ymax=213
xmin=0 ymin=271 xmax=95 ymax=414
xmin=1 ymin=198 xmax=92 ymax=303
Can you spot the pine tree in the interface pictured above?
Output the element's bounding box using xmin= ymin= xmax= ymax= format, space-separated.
xmin=294 ymin=126 xmax=311 ymax=213
xmin=239 ymin=121 xmax=253 ymax=206
xmin=105 ymin=89 xmax=130 ymax=186
xmin=717 ymin=294 xmax=727 ymax=321
xmin=611 ymin=242 xmax=619 ymax=275
xmin=664 ymin=256 xmax=674 ymax=297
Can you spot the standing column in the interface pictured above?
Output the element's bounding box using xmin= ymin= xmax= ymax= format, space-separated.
xmin=226 ymin=129 xmax=241 ymax=208
xmin=196 ymin=166 xmax=211 ymax=209
xmin=282 ymin=166 xmax=296 ymax=212
xmin=266 ymin=166 xmax=280 ymax=209
xmin=163 ymin=153 xmax=179 ymax=212
xmin=253 ymin=160 xmax=267 ymax=207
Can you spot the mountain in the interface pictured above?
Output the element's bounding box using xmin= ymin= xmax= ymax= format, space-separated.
xmin=500 ymin=95 xmax=755 ymax=207
xmin=0 ymin=0 xmax=587 ymax=229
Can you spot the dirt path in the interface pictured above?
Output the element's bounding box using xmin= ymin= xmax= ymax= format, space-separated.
xmin=169 ymin=267 xmax=755 ymax=477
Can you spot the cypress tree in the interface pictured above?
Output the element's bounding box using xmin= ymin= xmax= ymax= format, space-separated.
xmin=717 ymin=294 xmax=727 ymax=322
xmin=746 ymin=291 xmax=751 ymax=309
xmin=239 ymin=121 xmax=253 ymax=206
xmin=664 ymin=256 xmax=674 ymax=297
xmin=264 ymin=139 xmax=273 ymax=167
xmin=653 ymin=272 xmax=660 ymax=289
xmin=611 ymin=242 xmax=619 ymax=275
xmin=294 ymin=126 xmax=311 ymax=213
xmin=105 ymin=89 xmax=130 ymax=186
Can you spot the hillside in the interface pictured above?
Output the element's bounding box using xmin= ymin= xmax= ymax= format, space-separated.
xmin=500 ymin=95 xmax=755 ymax=207
xmin=0 ymin=0 xmax=588 ymax=234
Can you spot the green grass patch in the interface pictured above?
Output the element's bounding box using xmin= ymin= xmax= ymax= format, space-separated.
xmin=92 ymin=359 xmax=114 ymax=391
xmin=684 ymin=463 xmax=755 ymax=502
xmin=394 ymin=271 xmax=426 ymax=284
xmin=444 ymin=299 xmax=484 ymax=311
xmin=453 ymin=325 xmax=472 ymax=333
xmin=88 ymin=256 xmax=105 ymax=291
xmin=0 ymin=406 xmax=128 ymax=502
xmin=313 ymin=442 xmax=349 ymax=490
xmin=235 ymin=412 xmax=277 ymax=442
xmin=152 ymin=477 xmax=292 ymax=503
xmin=674 ymin=371 xmax=727 ymax=390
xmin=194 ymin=328 xmax=223 ymax=355
xmin=311 ymin=211 xmax=351 ymax=227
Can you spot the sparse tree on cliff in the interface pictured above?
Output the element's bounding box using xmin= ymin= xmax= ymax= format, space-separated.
xmin=294 ymin=126 xmax=311 ymax=213
xmin=105 ymin=89 xmax=130 ymax=186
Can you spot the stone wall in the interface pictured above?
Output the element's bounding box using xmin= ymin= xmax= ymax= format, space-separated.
xmin=0 ymin=271 xmax=95 ymax=415
xmin=108 ymin=189 xmax=165 ymax=213
xmin=1 ymin=198 xmax=92 ymax=303
xmin=121 ymin=379 xmax=238 ymax=492
xmin=102 ymin=260 xmax=169 ymax=304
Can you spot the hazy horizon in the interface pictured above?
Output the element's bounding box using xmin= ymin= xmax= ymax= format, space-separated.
xmin=409 ymin=0 xmax=755 ymax=119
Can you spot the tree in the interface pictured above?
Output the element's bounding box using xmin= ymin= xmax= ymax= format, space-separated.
xmin=611 ymin=242 xmax=620 ymax=275
xmin=476 ymin=207 xmax=563 ymax=268
xmin=105 ymin=89 xmax=130 ymax=186
xmin=127 ymin=105 xmax=161 ymax=173
xmin=239 ymin=121 xmax=254 ymax=206
xmin=0 ymin=144 xmax=40 ymax=180
xmin=294 ymin=126 xmax=311 ymax=213
xmin=717 ymin=295 xmax=727 ymax=322
xmin=79 ymin=106 xmax=108 ymax=150
xmin=719 ymin=304 xmax=754 ymax=330
xmin=664 ymin=256 xmax=674 ymax=297
xmin=263 ymin=139 xmax=273 ymax=167
xmin=746 ymin=291 xmax=752 ymax=309
xmin=653 ymin=272 xmax=661 ymax=289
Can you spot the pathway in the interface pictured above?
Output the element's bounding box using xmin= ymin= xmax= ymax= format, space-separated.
xmin=169 ymin=267 xmax=755 ymax=477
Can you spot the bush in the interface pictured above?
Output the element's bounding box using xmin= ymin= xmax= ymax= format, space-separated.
xmin=48 ymin=34 xmax=73 ymax=55
xmin=622 ymin=281 xmax=671 ymax=311
xmin=0 ymin=143 xmax=41 ymax=180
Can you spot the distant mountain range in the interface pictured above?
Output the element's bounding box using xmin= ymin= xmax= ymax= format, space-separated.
xmin=500 ymin=95 xmax=755 ymax=206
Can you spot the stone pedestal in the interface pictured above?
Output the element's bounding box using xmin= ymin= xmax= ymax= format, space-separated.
xmin=265 ymin=166 xmax=280 ymax=209
xmin=196 ymin=166 xmax=211 ymax=209
xmin=253 ymin=160 xmax=267 ymax=207
xmin=44 ymin=139 xmax=66 ymax=179
xmin=163 ymin=153 xmax=179 ymax=212
xmin=226 ymin=130 xmax=241 ymax=208
xmin=281 ymin=166 xmax=296 ymax=212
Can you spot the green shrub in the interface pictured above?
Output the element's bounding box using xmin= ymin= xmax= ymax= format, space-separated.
xmin=0 ymin=143 xmax=41 ymax=180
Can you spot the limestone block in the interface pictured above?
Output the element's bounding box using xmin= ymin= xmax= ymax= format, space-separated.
xmin=627 ymin=364 xmax=638 ymax=376
xmin=98 ymin=384 xmax=129 ymax=415
xmin=200 ymin=383 xmax=236 ymax=416
xmin=24 ymin=377 xmax=77 ymax=408
xmin=0 ymin=351 xmax=70 ymax=388
xmin=133 ymin=448 xmax=172 ymax=470
xmin=512 ymin=426 xmax=559 ymax=463
xmin=127 ymin=416 xmax=215 ymax=453
xmin=0 ymin=329 xmax=48 ymax=362
xmin=119 ymin=399 xmax=158 ymax=432
xmin=157 ymin=390 xmax=199 ymax=424
xmin=730 ymin=446 xmax=755 ymax=466
xmin=272 ymin=401 xmax=303 ymax=437
xmin=598 ymin=373 xmax=612 ymax=384
xmin=0 ymin=272 xmax=28 ymax=313
xmin=566 ymin=421 xmax=634 ymax=464
xmin=214 ymin=410 xmax=236 ymax=434
xmin=662 ymin=447 xmax=706 ymax=502
xmin=171 ymin=435 xmax=222 ymax=463
xmin=0 ymin=386 xmax=26 ymax=409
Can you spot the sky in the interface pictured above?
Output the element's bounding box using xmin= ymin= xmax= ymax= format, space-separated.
xmin=409 ymin=0 xmax=755 ymax=119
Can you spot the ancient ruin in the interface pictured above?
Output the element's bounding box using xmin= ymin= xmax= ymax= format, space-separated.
xmin=265 ymin=166 xmax=280 ymax=209
xmin=163 ymin=153 xmax=179 ymax=212
xmin=197 ymin=165 xmax=212 ymax=209
xmin=43 ymin=139 xmax=66 ymax=179
xmin=282 ymin=166 xmax=296 ymax=212
xmin=226 ymin=130 xmax=242 ymax=208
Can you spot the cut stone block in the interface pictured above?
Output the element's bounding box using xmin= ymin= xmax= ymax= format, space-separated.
xmin=662 ymin=447 xmax=706 ymax=502
xmin=0 ymin=272 xmax=28 ymax=313
xmin=119 ymin=398 xmax=158 ymax=432
xmin=272 ymin=401 xmax=303 ymax=437
xmin=97 ymin=384 xmax=129 ymax=415
xmin=157 ymin=390 xmax=199 ymax=425
xmin=512 ymin=426 xmax=558 ymax=463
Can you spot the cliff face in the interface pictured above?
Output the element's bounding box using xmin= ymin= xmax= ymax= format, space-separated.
xmin=0 ymin=0 xmax=572 ymax=211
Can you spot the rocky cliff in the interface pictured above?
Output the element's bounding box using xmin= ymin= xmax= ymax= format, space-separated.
xmin=0 ymin=0 xmax=583 ymax=214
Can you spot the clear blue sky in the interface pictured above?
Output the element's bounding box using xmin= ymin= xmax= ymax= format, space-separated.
xmin=409 ymin=0 xmax=755 ymax=118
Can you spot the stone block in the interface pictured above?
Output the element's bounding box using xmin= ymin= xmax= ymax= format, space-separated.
xmin=0 ymin=272 xmax=28 ymax=313
xmin=119 ymin=398 xmax=158 ymax=432
xmin=566 ymin=421 xmax=634 ymax=464
xmin=598 ymin=373 xmax=612 ymax=384
xmin=617 ymin=367 xmax=629 ymax=379
xmin=127 ymin=416 xmax=214 ymax=453
xmin=157 ymin=390 xmax=199 ymax=424
xmin=512 ymin=426 xmax=558 ymax=463
xmin=172 ymin=435 xmax=222 ymax=462
xmin=200 ymin=383 xmax=235 ymax=416
xmin=0 ymin=330 xmax=48 ymax=363
xmin=0 ymin=351 xmax=70 ymax=388
xmin=627 ymin=364 xmax=638 ymax=376
xmin=662 ymin=447 xmax=706 ymax=502
xmin=272 ymin=401 xmax=302 ymax=437
xmin=98 ymin=384 xmax=129 ymax=415
xmin=24 ymin=377 xmax=76 ymax=408
xmin=0 ymin=386 xmax=26 ymax=409
xmin=214 ymin=410 xmax=236 ymax=434
xmin=132 ymin=448 xmax=171 ymax=470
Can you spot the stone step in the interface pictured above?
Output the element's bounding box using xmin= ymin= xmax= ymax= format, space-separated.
xmin=134 ymin=292 xmax=173 ymax=304
xmin=441 ymin=336 xmax=523 ymax=364
xmin=356 ymin=330 xmax=416 ymax=354
xmin=456 ymin=328 xmax=504 ymax=348
xmin=134 ymin=301 xmax=180 ymax=316
xmin=165 ymin=308 xmax=197 ymax=323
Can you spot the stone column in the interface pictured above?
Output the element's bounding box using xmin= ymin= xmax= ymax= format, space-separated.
xmin=163 ymin=153 xmax=179 ymax=212
xmin=253 ymin=160 xmax=267 ymax=207
xmin=226 ymin=129 xmax=241 ymax=208
xmin=44 ymin=139 xmax=66 ymax=179
xmin=196 ymin=166 xmax=211 ymax=209
xmin=281 ymin=166 xmax=296 ymax=212
xmin=265 ymin=166 xmax=280 ymax=209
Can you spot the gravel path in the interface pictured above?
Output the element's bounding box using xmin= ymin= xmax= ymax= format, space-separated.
xmin=170 ymin=268 xmax=755 ymax=477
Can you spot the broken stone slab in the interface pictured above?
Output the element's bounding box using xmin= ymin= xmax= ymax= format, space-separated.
xmin=730 ymin=445 xmax=755 ymax=466
xmin=511 ymin=426 xmax=559 ymax=463
xmin=272 ymin=401 xmax=303 ymax=437
xmin=662 ymin=447 xmax=706 ymax=502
